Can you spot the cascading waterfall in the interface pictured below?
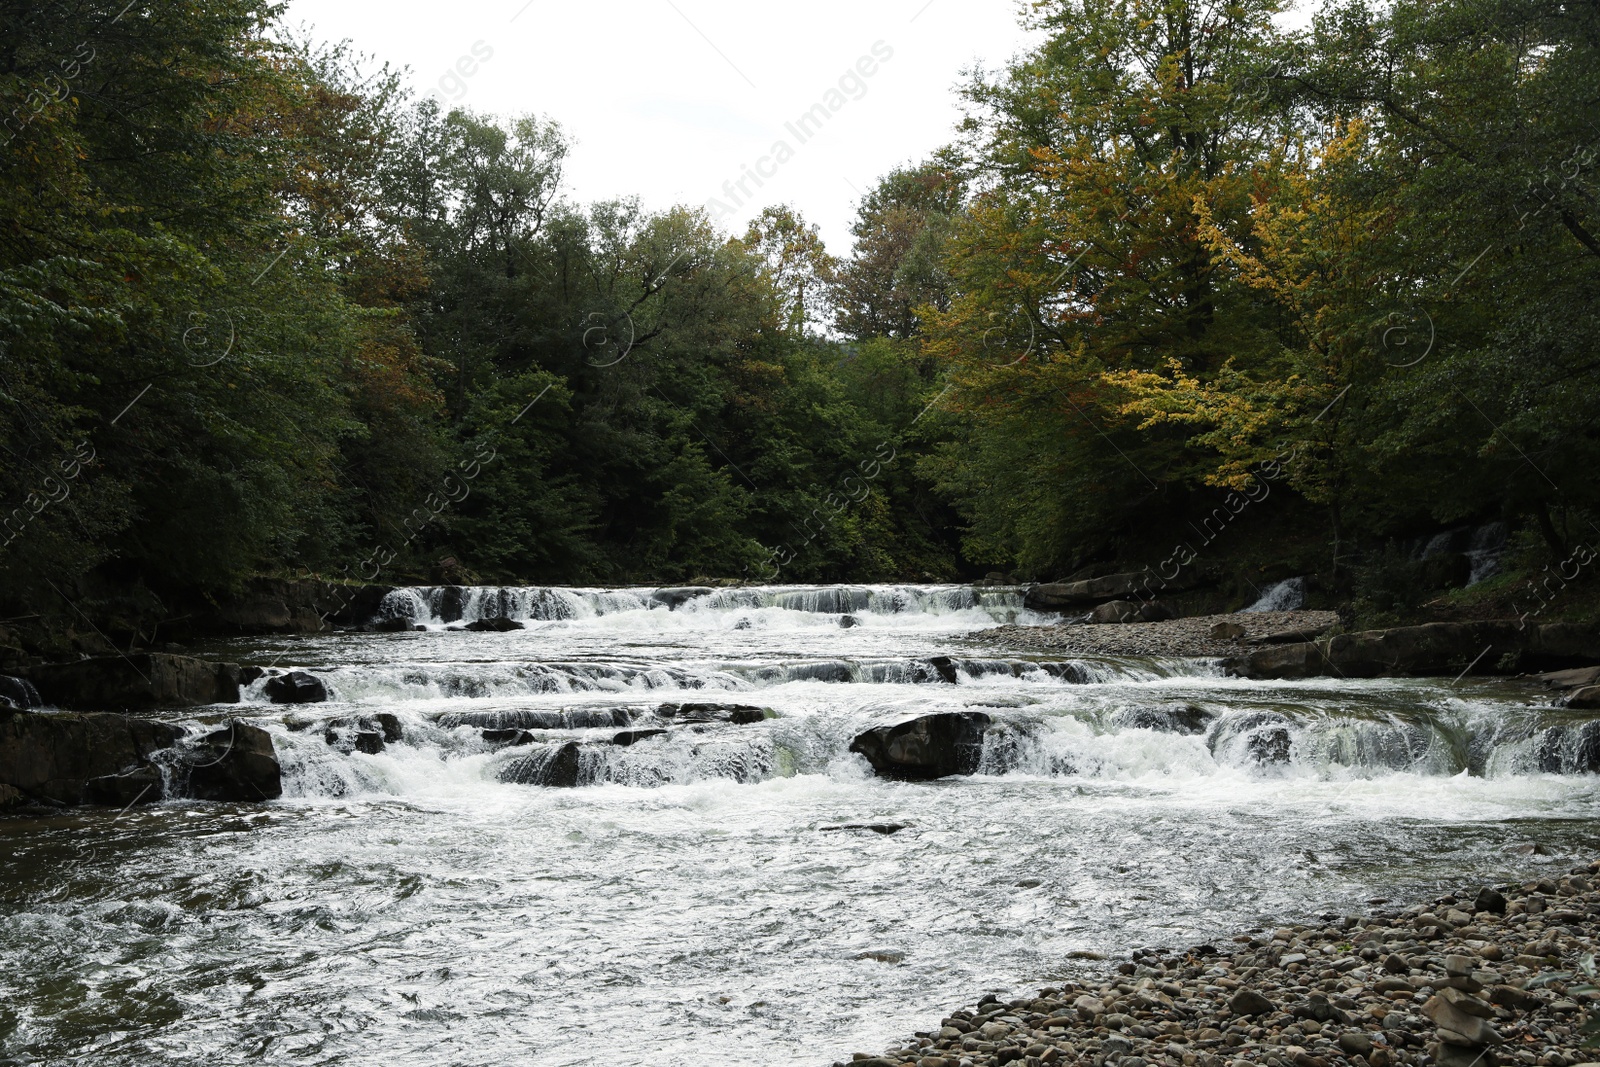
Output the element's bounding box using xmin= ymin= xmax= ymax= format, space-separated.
xmin=1239 ymin=576 xmax=1307 ymax=612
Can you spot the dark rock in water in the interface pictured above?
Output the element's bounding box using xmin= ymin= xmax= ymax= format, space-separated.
xmin=374 ymin=713 xmax=402 ymax=743
xmin=1567 ymin=685 xmax=1600 ymax=709
xmin=849 ymin=712 xmax=991 ymax=780
xmin=613 ymin=728 xmax=669 ymax=746
xmin=440 ymin=706 xmax=638 ymax=730
xmin=368 ymin=616 xmax=412 ymax=632
xmin=732 ymin=618 xmax=752 ymax=630
xmin=501 ymin=741 xmax=584 ymax=787
xmin=1210 ymin=711 xmax=1293 ymax=765
xmin=324 ymin=719 xmax=385 ymax=755
xmin=838 ymin=615 xmax=861 ymax=629
xmin=239 ymin=665 xmax=265 ymax=686
xmin=1089 ymin=600 xmax=1141 ymax=624
xmin=1536 ymin=721 xmax=1600 ymax=773
xmin=263 ymin=670 xmax=328 ymax=704
xmin=1474 ymin=886 xmax=1508 ymax=915
xmin=925 ymin=656 xmax=959 ymax=684
xmin=465 ymin=616 xmax=523 ymax=632
xmin=1112 ymin=704 xmax=1214 ymax=734
xmin=25 ymin=654 xmax=241 ymax=710
xmin=183 ymin=721 xmax=282 ymax=801
xmin=649 ymin=586 xmax=713 ymax=610
xmin=820 ymin=822 xmax=908 ymax=834
xmin=83 ymin=766 xmax=164 ymax=807
xmin=481 ymin=728 xmax=535 ymax=746
xmin=0 ymin=675 xmax=40 ymax=709
xmin=657 ymin=703 xmax=769 ymax=724
xmin=434 ymin=585 xmax=469 ymax=624
xmin=0 ymin=711 xmax=184 ymax=805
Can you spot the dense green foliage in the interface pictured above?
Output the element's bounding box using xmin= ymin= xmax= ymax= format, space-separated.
xmin=1 ymin=0 xmax=1595 ymax=620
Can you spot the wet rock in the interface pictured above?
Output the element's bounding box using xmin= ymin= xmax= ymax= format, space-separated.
xmin=0 ymin=674 xmax=40 ymax=709
xmin=656 ymin=702 xmax=769 ymax=724
xmin=649 ymin=586 xmax=713 ymax=610
xmin=182 ymin=721 xmax=283 ymax=802
xmin=464 ymin=616 xmax=523 ymax=632
xmin=368 ymin=616 xmax=413 ymax=632
xmin=482 ymin=728 xmax=535 ymax=746
xmin=926 ymin=656 xmax=960 ymax=684
xmin=1567 ymin=685 xmax=1600 ymax=709
xmin=263 ymin=670 xmax=328 ymax=704
xmin=612 ymin=728 xmax=668 ymax=746
xmin=1111 ymin=704 xmax=1213 ymax=734
xmin=501 ymin=741 xmax=583 ymax=787
xmin=1210 ymin=711 xmax=1293 ymax=765
xmin=83 ymin=765 xmax=164 ymax=807
xmin=434 ymin=585 xmax=468 ymax=623
xmin=849 ymin=712 xmax=991 ymax=780
xmin=838 ymin=615 xmax=861 ymax=629
xmin=0 ymin=710 xmax=183 ymax=804
xmin=324 ymin=718 xmax=385 ymax=755
xmin=24 ymin=654 xmax=241 ymax=709
xmin=820 ymin=823 xmax=908 ymax=835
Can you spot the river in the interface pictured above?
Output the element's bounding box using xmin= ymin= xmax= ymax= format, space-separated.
xmin=2 ymin=584 xmax=1597 ymax=1066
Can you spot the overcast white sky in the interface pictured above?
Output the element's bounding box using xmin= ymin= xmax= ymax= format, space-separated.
xmin=284 ymin=0 xmax=1041 ymax=254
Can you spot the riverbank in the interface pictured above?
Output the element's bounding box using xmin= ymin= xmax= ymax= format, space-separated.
xmin=974 ymin=611 xmax=1341 ymax=659
xmin=836 ymin=861 xmax=1600 ymax=1067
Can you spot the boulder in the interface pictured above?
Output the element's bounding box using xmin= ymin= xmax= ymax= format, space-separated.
xmin=1539 ymin=665 xmax=1600 ymax=690
xmin=1568 ymin=686 xmax=1600 ymax=709
xmin=1324 ymin=622 xmax=1524 ymax=677
xmin=0 ymin=710 xmax=183 ymax=805
xmin=434 ymin=585 xmax=468 ymax=624
xmin=368 ymin=616 xmax=413 ymax=633
xmin=1225 ymin=643 xmax=1331 ymax=680
xmin=324 ymin=717 xmax=386 ymax=755
xmin=24 ymin=654 xmax=240 ymax=710
xmin=182 ymin=721 xmax=283 ymax=801
xmin=1111 ymin=704 xmax=1214 ymax=734
xmin=1139 ymin=601 xmax=1178 ymax=622
xmin=650 ymin=587 xmax=713 ymax=610
xmin=1209 ymin=621 xmax=1246 ymax=640
xmin=849 ymin=712 xmax=991 ymax=780
xmin=464 ymin=616 xmax=524 ymax=632
xmin=838 ymin=615 xmax=861 ymax=629
xmin=501 ymin=741 xmax=584 ymax=787
xmin=1528 ymin=624 xmax=1600 ymax=668
xmin=1244 ymin=623 xmax=1335 ymax=646
xmin=1089 ymin=600 xmax=1142 ymax=624
xmin=263 ymin=670 xmax=328 ymax=704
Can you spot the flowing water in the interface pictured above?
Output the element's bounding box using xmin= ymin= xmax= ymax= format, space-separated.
xmin=3 ymin=583 xmax=1599 ymax=1067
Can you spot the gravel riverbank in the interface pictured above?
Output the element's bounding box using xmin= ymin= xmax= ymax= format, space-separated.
xmin=835 ymin=863 xmax=1600 ymax=1067
xmin=972 ymin=611 xmax=1342 ymax=659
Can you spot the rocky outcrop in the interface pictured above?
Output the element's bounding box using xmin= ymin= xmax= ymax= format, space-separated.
xmin=24 ymin=654 xmax=241 ymax=710
xmin=850 ymin=712 xmax=991 ymax=780
xmin=198 ymin=578 xmax=394 ymax=635
xmin=1024 ymin=570 xmax=1210 ymax=612
xmin=0 ymin=708 xmax=183 ymax=805
xmin=1227 ymin=621 xmax=1600 ymax=680
xmin=181 ymin=721 xmax=283 ymax=801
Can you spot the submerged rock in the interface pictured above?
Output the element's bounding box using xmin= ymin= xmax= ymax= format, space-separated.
xmin=501 ymin=741 xmax=584 ymax=787
xmin=1111 ymin=703 xmax=1214 ymax=734
xmin=849 ymin=712 xmax=991 ymax=780
xmin=649 ymin=587 xmax=713 ymax=610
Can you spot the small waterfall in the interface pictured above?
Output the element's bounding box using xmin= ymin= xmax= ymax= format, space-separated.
xmin=372 ymin=583 xmax=1036 ymax=628
xmin=1239 ymin=576 xmax=1306 ymax=613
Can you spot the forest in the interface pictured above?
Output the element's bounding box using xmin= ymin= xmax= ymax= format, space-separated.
xmin=2 ymin=0 xmax=1597 ymax=630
